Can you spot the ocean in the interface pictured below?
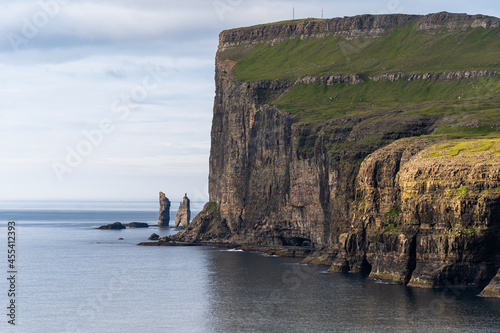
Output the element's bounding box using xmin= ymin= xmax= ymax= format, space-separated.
xmin=0 ymin=201 xmax=499 ymax=332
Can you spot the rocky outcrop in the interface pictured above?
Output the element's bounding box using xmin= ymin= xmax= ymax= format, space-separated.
xmin=371 ymin=70 xmax=500 ymax=82
xmin=294 ymin=74 xmax=364 ymax=85
xmin=480 ymin=269 xmax=500 ymax=297
xmin=173 ymin=12 xmax=500 ymax=295
xmin=98 ymin=222 xmax=126 ymax=230
xmin=175 ymin=202 xmax=230 ymax=243
xmin=158 ymin=192 xmax=171 ymax=227
xmin=148 ymin=233 xmax=160 ymax=240
xmin=416 ymin=12 xmax=500 ymax=31
xmin=174 ymin=194 xmax=191 ymax=228
xmin=98 ymin=222 xmax=149 ymax=229
xmin=138 ymin=236 xmax=200 ymax=247
xmin=125 ymin=222 xmax=149 ymax=228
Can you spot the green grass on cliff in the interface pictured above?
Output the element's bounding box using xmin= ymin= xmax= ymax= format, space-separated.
xmin=228 ymin=24 xmax=500 ymax=81
xmin=274 ymin=76 xmax=500 ymax=108
xmin=272 ymin=76 xmax=500 ymax=126
xmin=428 ymin=138 xmax=500 ymax=158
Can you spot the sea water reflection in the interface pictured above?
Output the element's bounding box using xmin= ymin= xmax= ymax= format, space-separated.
xmin=205 ymin=249 xmax=500 ymax=333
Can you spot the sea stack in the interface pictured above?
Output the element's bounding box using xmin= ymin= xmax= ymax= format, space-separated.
xmin=174 ymin=193 xmax=191 ymax=228
xmin=158 ymin=192 xmax=171 ymax=227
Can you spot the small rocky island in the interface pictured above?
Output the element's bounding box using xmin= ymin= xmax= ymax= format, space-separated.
xmin=138 ymin=234 xmax=199 ymax=247
xmin=97 ymin=222 xmax=149 ymax=229
xmin=98 ymin=222 xmax=126 ymax=230
xmin=126 ymin=222 xmax=149 ymax=228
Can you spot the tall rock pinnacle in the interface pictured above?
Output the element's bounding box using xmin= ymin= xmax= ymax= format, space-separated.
xmin=158 ymin=192 xmax=171 ymax=227
xmin=174 ymin=193 xmax=191 ymax=228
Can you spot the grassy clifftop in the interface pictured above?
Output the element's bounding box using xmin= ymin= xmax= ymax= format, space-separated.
xmin=218 ymin=13 xmax=500 ymax=132
xmin=221 ymin=21 xmax=500 ymax=81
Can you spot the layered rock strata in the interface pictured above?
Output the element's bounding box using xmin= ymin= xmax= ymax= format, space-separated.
xmin=219 ymin=12 xmax=500 ymax=45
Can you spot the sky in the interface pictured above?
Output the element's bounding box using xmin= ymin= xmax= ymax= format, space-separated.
xmin=1 ymin=0 xmax=499 ymax=203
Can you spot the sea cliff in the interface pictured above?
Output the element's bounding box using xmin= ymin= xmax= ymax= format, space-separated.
xmin=173 ymin=12 xmax=500 ymax=295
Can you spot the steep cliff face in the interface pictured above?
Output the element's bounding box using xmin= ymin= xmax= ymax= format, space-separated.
xmin=338 ymin=138 xmax=500 ymax=289
xmin=175 ymin=12 xmax=500 ymax=295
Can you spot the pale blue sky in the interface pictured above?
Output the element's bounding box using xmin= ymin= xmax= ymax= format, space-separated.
xmin=1 ymin=0 xmax=499 ymax=202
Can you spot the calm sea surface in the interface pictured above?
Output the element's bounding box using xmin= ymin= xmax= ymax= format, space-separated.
xmin=0 ymin=201 xmax=499 ymax=333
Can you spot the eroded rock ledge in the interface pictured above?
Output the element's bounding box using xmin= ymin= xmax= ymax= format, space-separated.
xmin=219 ymin=12 xmax=500 ymax=44
xmin=371 ymin=70 xmax=500 ymax=82
xmin=264 ymin=70 xmax=500 ymax=89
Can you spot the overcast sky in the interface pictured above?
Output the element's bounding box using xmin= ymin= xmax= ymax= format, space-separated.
xmin=1 ymin=0 xmax=499 ymax=202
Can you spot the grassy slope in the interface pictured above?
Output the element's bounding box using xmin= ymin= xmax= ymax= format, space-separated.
xmin=219 ymin=21 xmax=500 ymax=143
xmin=273 ymin=76 xmax=500 ymax=130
